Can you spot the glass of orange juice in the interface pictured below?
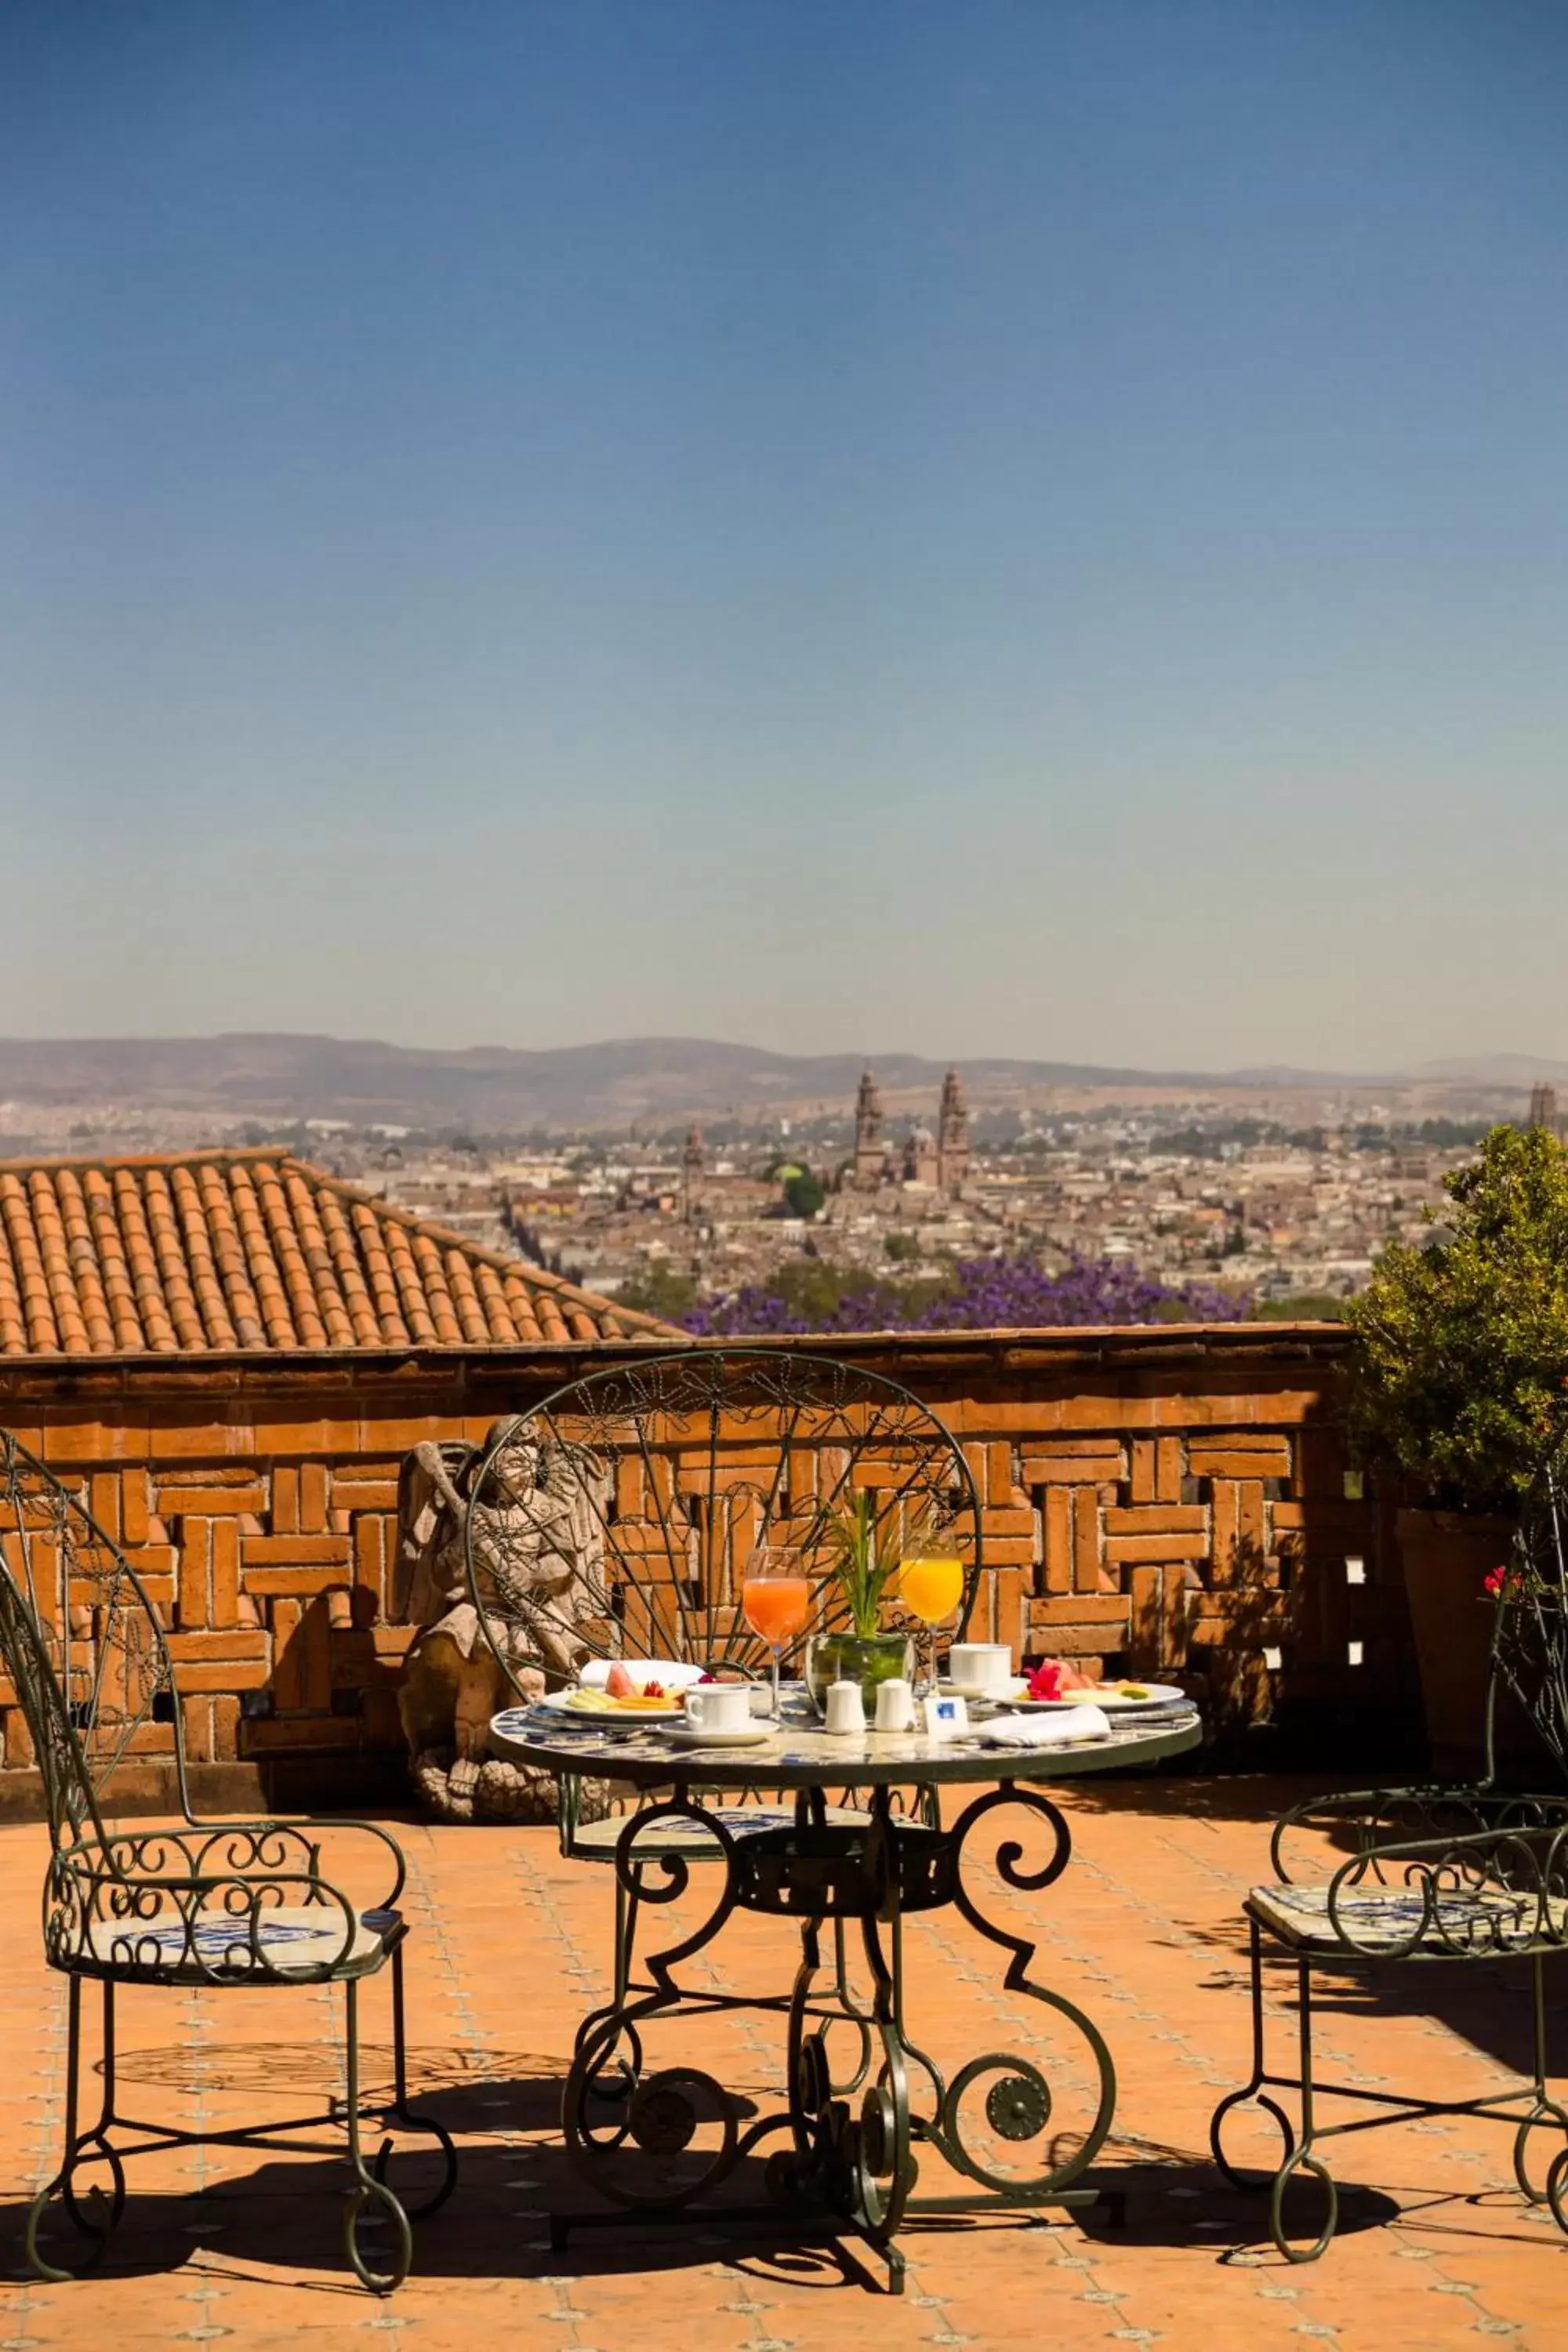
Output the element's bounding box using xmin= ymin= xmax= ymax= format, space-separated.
xmin=742 ymin=1546 xmax=813 ymax=1716
xmin=898 ymin=1555 xmax=965 ymax=1696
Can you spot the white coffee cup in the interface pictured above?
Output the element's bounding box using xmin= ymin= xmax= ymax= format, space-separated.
xmin=824 ymin=1681 xmax=866 ymax=1736
xmin=874 ymin=1678 xmax=915 ymax=1733
xmin=949 ymin=1642 xmax=1014 ymax=1697
xmin=683 ymin=1682 xmax=751 ymax=1736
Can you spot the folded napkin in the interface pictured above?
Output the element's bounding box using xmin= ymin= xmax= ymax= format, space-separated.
xmin=979 ymin=1705 xmax=1112 ymax=1748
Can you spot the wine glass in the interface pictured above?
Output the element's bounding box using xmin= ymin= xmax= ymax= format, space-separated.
xmin=741 ymin=1546 xmax=813 ymax=1718
xmin=897 ymin=1554 xmax=965 ymax=1698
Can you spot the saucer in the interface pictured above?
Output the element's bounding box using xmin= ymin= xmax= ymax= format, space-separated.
xmin=660 ymin=1722 xmax=772 ymax=1750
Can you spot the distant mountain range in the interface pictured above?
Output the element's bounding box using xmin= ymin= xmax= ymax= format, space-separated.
xmin=0 ymin=1033 xmax=1547 ymax=1134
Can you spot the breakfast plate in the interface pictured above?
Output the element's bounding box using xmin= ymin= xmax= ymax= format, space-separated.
xmin=1009 ymin=1680 xmax=1188 ymax=1715
xmin=541 ymin=1687 xmax=685 ymax=1723
xmin=579 ymin=1657 xmax=706 ymax=1694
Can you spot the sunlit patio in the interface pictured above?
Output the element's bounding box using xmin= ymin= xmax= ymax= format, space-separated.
xmin=1 ymin=1776 xmax=1563 ymax=2352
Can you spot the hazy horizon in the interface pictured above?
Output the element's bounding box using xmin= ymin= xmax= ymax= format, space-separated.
xmin=0 ymin=1025 xmax=1562 ymax=1091
xmin=6 ymin=3 xmax=1568 ymax=1069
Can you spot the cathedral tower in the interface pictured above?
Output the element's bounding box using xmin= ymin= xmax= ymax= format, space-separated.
xmin=681 ymin=1123 xmax=705 ymax=1221
xmin=853 ymin=1067 xmax=885 ymax=1185
xmin=937 ymin=1067 xmax=971 ymax=1192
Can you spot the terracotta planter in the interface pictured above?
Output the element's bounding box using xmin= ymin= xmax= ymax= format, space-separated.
xmin=1396 ymin=1508 xmax=1515 ymax=1777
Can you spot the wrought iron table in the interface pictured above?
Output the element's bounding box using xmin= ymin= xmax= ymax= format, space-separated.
xmin=491 ymin=1695 xmax=1201 ymax=2290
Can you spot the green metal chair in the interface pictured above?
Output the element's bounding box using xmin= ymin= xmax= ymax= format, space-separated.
xmin=461 ymin=1347 xmax=983 ymax=2056
xmin=1210 ymin=1477 xmax=1568 ymax=2259
xmin=0 ymin=1430 xmax=456 ymax=2293
xmin=463 ymin=1345 xmax=983 ymax=1813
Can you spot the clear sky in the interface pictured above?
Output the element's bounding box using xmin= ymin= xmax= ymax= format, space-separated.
xmin=4 ymin=1 xmax=1567 ymax=1072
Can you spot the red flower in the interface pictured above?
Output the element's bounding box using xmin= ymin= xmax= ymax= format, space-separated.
xmin=1484 ymin=1566 xmax=1508 ymax=1596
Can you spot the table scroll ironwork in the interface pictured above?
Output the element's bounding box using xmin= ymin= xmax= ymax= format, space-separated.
xmin=493 ymin=1700 xmax=1200 ymax=2289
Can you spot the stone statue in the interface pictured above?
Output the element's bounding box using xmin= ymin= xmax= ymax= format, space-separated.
xmin=392 ymin=1421 xmax=615 ymax=1824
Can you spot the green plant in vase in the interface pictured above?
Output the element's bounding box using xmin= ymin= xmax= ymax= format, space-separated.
xmin=804 ymin=1491 xmax=916 ymax=1713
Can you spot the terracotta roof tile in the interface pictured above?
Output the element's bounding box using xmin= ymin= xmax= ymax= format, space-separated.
xmin=0 ymin=1149 xmax=681 ymax=1357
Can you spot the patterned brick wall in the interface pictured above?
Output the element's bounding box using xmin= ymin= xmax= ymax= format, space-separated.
xmin=0 ymin=1327 xmax=1406 ymax=1800
xmin=929 ymin=1398 xmax=1403 ymax=1726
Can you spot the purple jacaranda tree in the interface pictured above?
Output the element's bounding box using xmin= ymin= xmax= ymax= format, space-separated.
xmin=681 ymin=1254 xmax=1250 ymax=1338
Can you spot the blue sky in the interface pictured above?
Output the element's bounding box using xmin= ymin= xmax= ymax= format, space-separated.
xmin=4 ymin=1 xmax=1568 ymax=1070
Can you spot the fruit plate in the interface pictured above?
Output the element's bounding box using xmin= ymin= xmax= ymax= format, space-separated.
xmin=541 ymin=1688 xmax=686 ymax=1723
xmin=579 ymin=1658 xmax=706 ymax=1695
xmin=1010 ymin=1681 xmax=1189 ymax=1715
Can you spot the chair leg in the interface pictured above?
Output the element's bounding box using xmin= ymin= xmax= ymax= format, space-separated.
xmin=369 ymin=1944 xmax=459 ymax=2221
xmin=1210 ymin=1917 xmax=1296 ymax=2190
xmin=572 ymin=1871 xmax=644 ymax=2095
xmin=1268 ymin=1957 xmax=1339 ymax=2263
xmin=341 ymin=1977 xmax=414 ymax=2295
xmin=1514 ymin=1954 xmax=1568 ymax=2209
xmin=26 ymin=1976 xmax=128 ymax=2282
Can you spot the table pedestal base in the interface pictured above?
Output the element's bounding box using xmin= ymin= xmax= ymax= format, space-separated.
xmin=554 ymin=1781 xmax=1119 ymax=2292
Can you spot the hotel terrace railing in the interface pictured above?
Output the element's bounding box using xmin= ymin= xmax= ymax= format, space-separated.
xmin=0 ymin=1325 xmax=1401 ymax=1813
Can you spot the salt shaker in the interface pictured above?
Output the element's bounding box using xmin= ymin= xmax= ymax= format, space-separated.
xmin=824 ymin=1680 xmax=866 ymax=1735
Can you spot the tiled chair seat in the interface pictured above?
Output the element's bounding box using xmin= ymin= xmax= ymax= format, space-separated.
xmin=1248 ymin=1878 xmax=1568 ymax=1955
xmin=570 ymin=1802 xmax=874 ymax=1858
xmin=81 ymin=1901 xmax=398 ymax=1983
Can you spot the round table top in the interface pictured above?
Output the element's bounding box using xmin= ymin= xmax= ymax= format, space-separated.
xmin=488 ymin=1690 xmax=1203 ymax=1791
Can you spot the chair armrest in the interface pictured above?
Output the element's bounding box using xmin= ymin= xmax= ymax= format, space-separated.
xmin=1269 ymin=1784 xmax=1568 ymax=1885
xmin=1316 ymin=1817 xmax=1568 ymax=1958
xmin=49 ymin=1861 xmax=373 ymax=1980
xmin=174 ymin=1817 xmax=407 ymax=1911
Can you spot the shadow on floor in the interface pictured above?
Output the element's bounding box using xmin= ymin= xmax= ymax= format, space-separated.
xmin=0 ymin=2142 xmax=879 ymax=2297
xmin=1078 ymin=2154 xmax=1568 ymax=2264
xmin=82 ymin=2042 xmax=775 ymax=2147
xmin=1074 ymin=1777 xmax=1568 ymax=2084
xmin=18 ymin=2132 xmax=1544 ymax=2296
xmin=92 ymin=2042 xmax=575 ymax=2140
xmin=1079 ymin=2154 xmax=1397 ymax=2254
xmin=1186 ymin=1924 xmax=1568 ymax=2090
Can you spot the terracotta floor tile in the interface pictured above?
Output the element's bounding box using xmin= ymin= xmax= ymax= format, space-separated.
xmin=0 ymin=1780 xmax=1566 ymax=2347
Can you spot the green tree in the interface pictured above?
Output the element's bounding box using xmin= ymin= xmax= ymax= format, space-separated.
xmin=768 ymin=1257 xmax=874 ymax=1323
xmin=1252 ymin=1293 xmax=1346 ymax=1322
xmin=783 ymin=1170 xmax=826 ymax=1219
xmin=615 ymin=1264 xmax=699 ymax=1322
xmin=1344 ymin=1123 xmax=1568 ymax=1508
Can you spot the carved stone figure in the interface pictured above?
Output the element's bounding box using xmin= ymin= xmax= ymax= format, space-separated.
xmin=392 ymin=1423 xmax=615 ymax=1824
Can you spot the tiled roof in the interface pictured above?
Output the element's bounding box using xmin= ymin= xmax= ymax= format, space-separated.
xmin=0 ymin=1151 xmax=681 ymax=1356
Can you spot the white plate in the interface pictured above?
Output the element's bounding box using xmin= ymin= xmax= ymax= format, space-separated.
xmin=578 ymin=1657 xmax=706 ymax=1694
xmin=1011 ymin=1681 xmax=1188 ymax=1715
xmin=542 ymin=1689 xmax=685 ymax=1723
xmin=659 ymin=1722 xmax=772 ymax=1750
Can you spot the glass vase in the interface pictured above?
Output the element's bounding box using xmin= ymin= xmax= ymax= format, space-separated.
xmin=803 ymin=1631 xmax=913 ymax=1716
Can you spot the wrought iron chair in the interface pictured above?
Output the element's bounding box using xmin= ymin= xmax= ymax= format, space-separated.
xmin=0 ymin=1431 xmax=456 ymax=2293
xmin=1210 ymin=1477 xmax=1568 ymax=2259
xmin=462 ymin=1348 xmax=983 ymax=2033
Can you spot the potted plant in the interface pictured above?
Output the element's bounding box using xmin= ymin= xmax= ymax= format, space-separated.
xmin=803 ymin=1492 xmax=915 ymax=1713
xmin=1343 ymin=1121 xmax=1568 ymax=1769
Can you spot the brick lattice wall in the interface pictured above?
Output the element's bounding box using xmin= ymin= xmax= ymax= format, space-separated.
xmin=0 ymin=1328 xmax=1403 ymax=1800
